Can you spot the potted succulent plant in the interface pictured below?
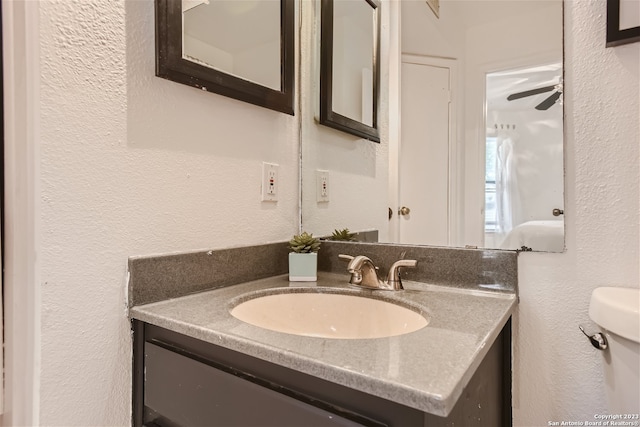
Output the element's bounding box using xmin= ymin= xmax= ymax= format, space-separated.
xmin=328 ymin=228 xmax=357 ymax=242
xmin=288 ymin=231 xmax=321 ymax=282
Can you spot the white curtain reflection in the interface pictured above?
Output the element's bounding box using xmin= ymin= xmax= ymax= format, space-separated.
xmin=495 ymin=129 xmax=521 ymax=245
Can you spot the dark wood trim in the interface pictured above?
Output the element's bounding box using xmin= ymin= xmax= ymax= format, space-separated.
xmin=606 ymin=0 xmax=640 ymax=47
xmin=502 ymin=317 xmax=513 ymax=426
xmin=319 ymin=0 xmax=381 ymax=142
xmin=155 ymin=0 xmax=295 ymax=115
xmin=132 ymin=319 xmax=145 ymax=427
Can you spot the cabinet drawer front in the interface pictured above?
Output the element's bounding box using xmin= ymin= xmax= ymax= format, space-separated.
xmin=145 ymin=342 xmax=373 ymax=427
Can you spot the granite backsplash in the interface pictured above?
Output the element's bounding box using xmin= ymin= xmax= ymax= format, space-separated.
xmin=128 ymin=241 xmax=517 ymax=307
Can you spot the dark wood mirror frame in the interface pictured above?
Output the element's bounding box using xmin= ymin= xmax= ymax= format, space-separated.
xmin=319 ymin=0 xmax=381 ymax=143
xmin=606 ymin=0 xmax=640 ymax=47
xmin=155 ymin=0 xmax=295 ymax=115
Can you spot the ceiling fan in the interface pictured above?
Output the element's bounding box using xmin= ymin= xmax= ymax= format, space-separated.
xmin=506 ymin=82 xmax=563 ymax=110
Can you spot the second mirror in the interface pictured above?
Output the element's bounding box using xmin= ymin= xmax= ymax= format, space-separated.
xmin=320 ymin=0 xmax=381 ymax=142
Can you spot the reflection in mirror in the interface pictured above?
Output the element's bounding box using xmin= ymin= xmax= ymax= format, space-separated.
xmin=301 ymin=0 xmax=565 ymax=252
xmin=331 ymin=0 xmax=375 ymax=125
xmin=320 ymin=0 xmax=380 ymax=142
xmin=182 ymin=0 xmax=281 ymax=91
xmin=155 ymin=0 xmax=294 ymax=115
xmin=299 ymin=0 xmax=388 ymax=239
xmin=484 ymin=63 xmax=564 ymax=252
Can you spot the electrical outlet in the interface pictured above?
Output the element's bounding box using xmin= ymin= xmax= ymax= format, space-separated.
xmin=316 ymin=170 xmax=330 ymax=202
xmin=261 ymin=162 xmax=279 ymax=202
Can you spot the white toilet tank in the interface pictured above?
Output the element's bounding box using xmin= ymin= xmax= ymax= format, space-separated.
xmin=589 ymin=287 xmax=640 ymax=413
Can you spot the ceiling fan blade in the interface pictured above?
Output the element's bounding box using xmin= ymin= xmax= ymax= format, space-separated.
xmin=535 ymin=91 xmax=562 ymax=110
xmin=506 ymin=85 xmax=556 ymax=101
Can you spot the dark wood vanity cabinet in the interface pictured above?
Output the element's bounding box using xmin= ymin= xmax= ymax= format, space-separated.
xmin=133 ymin=320 xmax=512 ymax=427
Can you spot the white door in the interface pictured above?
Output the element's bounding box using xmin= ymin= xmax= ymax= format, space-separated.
xmin=398 ymin=56 xmax=455 ymax=246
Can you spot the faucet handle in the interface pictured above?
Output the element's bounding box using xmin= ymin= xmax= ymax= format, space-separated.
xmin=339 ymin=254 xmax=380 ymax=271
xmin=386 ymin=259 xmax=417 ymax=290
xmin=394 ymin=259 xmax=417 ymax=268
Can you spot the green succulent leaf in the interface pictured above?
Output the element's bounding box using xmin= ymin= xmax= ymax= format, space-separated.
xmin=289 ymin=231 xmax=321 ymax=253
xmin=329 ymin=228 xmax=357 ymax=242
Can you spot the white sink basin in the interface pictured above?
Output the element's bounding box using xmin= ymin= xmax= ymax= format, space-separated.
xmin=230 ymin=290 xmax=429 ymax=339
xmin=589 ymin=287 xmax=640 ymax=343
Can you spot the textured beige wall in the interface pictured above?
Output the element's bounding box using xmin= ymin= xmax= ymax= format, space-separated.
xmin=36 ymin=0 xmax=299 ymax=424
xmin=514 ymin=0 xmax=640 ymax=424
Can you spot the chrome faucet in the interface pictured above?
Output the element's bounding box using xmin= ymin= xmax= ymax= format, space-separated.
xmin=386 ymin=259 xmax=419 ymax=289
xmin=339 ymin=254 xmax=417 ymax=291
xmin=341 ymin=255 xmax=383 ymax=289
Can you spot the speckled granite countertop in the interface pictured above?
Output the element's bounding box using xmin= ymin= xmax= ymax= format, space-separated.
xmin=129 ymin=271 xmax=516 ymax=417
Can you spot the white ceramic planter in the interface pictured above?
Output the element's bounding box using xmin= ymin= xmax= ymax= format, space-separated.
xmin=288 ymin=252 xmax=318 ymax=282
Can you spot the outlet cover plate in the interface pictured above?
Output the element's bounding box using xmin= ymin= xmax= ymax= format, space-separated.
xmin=262 ymin=162 xmax=279 ymax=202
xmin=316 ymin=170 xmax=329 ymax=203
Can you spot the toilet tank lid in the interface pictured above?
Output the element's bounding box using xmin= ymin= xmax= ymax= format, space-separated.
xmin=589 ymin=287 xmax=640 ymax=344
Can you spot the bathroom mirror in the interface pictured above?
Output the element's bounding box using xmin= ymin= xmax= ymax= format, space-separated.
xmin=319 ymin=0 xmax=380 ymax=142
xmin=155 ymin=0 xmax=295 ymax=115
xmin=606 ymin=0 xmax=640 ymax=46
xmin=301 ymin=0 xmax=565 ymax=252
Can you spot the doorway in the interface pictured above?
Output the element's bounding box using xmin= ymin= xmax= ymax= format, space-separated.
xmin=483 ymin=63 xmax=564 ymax=251
xmin=396 ymin=55 xmax=457 ymax=246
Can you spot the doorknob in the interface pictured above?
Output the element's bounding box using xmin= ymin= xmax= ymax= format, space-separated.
xmin=399 ymin=206 xmax=411 ymax=216
xmin=552 ymin=208 xmax=564 ymax=216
